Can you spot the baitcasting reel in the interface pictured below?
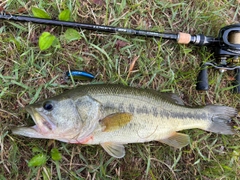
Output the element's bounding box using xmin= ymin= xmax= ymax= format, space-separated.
xmin=0 ymin=13 xmax=240 ymax=92
xmin=196 ymin=24 xmax=240 ymax=93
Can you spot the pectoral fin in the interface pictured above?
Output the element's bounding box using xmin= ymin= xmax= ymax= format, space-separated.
xmin=100 ymin=112 xmax=132 ymax=132
xmin=159 ymin=133 xmax=190 ymax=148
xmin=101 ymin=142 xmax=125 ymax=158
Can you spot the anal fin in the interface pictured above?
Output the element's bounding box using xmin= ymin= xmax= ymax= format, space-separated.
xmin=159 ymin=133 xmax=190 ymax=148
xmin=101 ymin=142 xmax=125 ymax=158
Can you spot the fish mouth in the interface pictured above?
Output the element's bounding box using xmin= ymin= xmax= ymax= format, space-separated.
xmin=27 ymin=106 xmax=56 ymax=132
xmin=12 ymin=106 xmax=56 ymax=138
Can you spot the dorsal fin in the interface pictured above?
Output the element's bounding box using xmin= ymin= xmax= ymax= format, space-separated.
xmin=161 ymin=93 xmax=185 ymax=106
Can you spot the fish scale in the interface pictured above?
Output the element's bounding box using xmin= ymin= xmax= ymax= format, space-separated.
xmin=12 ymin=84 xmax=237 ymax=158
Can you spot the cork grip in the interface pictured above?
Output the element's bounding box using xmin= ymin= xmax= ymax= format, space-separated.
xmin=177 ymin=32 xmax=191 ymax=44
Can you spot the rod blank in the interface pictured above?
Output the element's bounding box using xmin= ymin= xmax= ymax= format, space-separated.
xmin=0 ymin=14 xmax=178 ymax=40
xmin=0 ymin=13 xmax=216 ymax=45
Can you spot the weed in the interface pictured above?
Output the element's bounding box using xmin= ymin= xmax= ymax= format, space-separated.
xmin=0 ymin=0 xmax=239 ymax=179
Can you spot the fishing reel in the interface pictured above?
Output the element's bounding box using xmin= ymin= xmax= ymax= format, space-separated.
xmin=196 ymin=24 xmax=240 ymax=93
xmin=1 ymin=13 xmax=240 ymax=92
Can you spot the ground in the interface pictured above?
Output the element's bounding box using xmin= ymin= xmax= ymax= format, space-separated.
xmin=0 ymin=0 xmax=240 ymax=179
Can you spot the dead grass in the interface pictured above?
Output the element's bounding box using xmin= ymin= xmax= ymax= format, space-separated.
xmin=0 ymin=0 xmax=240 ymax=179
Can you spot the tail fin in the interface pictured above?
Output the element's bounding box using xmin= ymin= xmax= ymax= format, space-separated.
xmin=204 ymin=105 xmax=237 ymax=135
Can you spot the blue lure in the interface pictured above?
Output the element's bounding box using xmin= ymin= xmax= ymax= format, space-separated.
xmin=65 ymin=70 xmax=95 ymax=80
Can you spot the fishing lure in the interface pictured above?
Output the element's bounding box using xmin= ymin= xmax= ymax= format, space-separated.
xmin=65 ymin=70 xmax=95 ymax=81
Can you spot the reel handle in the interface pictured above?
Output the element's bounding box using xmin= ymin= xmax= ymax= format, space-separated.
xmin=196 ymin=64 xmax=209 ymax=91
xmin=233 ymin=68 xmax=240 ymax=93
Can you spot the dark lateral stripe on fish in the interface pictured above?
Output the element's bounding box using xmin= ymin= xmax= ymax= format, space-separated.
xmin=104 ymin=102 xmax=207 ymax=120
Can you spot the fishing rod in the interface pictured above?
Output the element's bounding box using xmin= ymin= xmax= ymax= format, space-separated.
xmin=0 ymin=13 xmax=213 ymax=45
xmin=0 ymin=12 xmax=240 ymax=93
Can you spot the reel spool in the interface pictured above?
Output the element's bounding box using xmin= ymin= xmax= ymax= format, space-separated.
xmin=228 ymin=31 xmax=240 ymax=44
xmin=196 ymin=24 xmax=240 ymax=93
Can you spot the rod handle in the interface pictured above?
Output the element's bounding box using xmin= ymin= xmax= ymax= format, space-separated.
xmin=233 ymin=68 xmax=240 ymax=93
xmin=177 ymin=32 xmax=191 ymax=44
xmin=196 ymin=65 xmax=209 ymax=91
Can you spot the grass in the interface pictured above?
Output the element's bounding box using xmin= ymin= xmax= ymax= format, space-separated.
xmin=0 ymin=0 xmax=240 ymax=179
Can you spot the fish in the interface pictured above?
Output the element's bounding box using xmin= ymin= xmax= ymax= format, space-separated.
xmin=12 ymin=84 xmax=237 ymax=158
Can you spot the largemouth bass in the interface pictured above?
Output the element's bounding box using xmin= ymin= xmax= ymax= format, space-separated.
xmin=12 ymin=84 xmax=237 ymax=158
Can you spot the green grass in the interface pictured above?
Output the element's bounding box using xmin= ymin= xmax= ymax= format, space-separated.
xmin=0 ymin=0 xmax=240 ymax=179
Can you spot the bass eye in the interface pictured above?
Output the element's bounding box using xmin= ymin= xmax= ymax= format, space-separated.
xmin=43 ymin=101 xmax=54 ymax=111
